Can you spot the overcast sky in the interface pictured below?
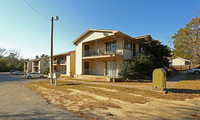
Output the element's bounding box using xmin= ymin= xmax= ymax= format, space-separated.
xmin=0 ymin=0 xmax=200 ymax=59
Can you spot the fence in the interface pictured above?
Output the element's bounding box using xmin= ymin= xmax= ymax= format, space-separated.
xmin=172 ymin=64 xmax=200 ymax=70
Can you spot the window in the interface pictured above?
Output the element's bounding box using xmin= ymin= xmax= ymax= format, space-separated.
xmin=124 ymin=39 xmax=132 ymax=50
xmin=106 ymin=41 xmax=116 ymax=52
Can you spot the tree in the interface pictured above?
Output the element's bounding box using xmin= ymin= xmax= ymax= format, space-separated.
xmin=119 ymin=40 xmax=171 ymax=80
xmin=172 ymin=14 xmax=200 ymax=62
xmin=142 ymin=40 xmax=171 ymax=68
xmin=0 ymin=48 xmax=24 ymax=72
xmin=40 ymin=54 xmax=48 ymax=58
xmin=0 ymin=48 xmax=7 ymax=58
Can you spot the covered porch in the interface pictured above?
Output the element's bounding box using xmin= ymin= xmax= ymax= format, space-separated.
xmin=82 ymin=56 xmax=123 ymax=78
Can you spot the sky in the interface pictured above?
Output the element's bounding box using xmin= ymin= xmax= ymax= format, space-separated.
xmin=0 ymin=0 xmax=200 ymax=59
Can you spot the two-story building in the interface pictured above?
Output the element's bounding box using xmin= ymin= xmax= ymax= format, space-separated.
xmin=52 ymin=51 xmax=75 ymax=76
xmin=24 ymin=60 xmax=33 ymax=73
xmin=24 ymin=57 xmax=50 ymax=74
xmin=32 ymin=57 xmax=50 ymax=73
xmin=72 ymin=29 xmax=152 ymax=81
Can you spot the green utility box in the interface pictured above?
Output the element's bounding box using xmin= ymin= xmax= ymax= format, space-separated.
xmin=152 ymin=68 xmax=167 ymax=91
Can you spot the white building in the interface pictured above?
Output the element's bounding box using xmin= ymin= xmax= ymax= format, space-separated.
xmin=172 ymin=57 xmax=191 ymax=66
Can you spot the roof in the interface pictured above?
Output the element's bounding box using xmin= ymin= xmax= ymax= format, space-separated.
xmin=53 ymin=50 xmax=75 ymax=56
xmin=174 ymin=57 xmax=190 ymax=62
xmin=72 ymin=29 xmax=133 ymax=45
xmin=32 ymin=57 xmax=50 ymax=61
xmin=133 ymin=35 xmax=153 ymax=41
xmin=72 ymin=29 xmax=152 ymax=45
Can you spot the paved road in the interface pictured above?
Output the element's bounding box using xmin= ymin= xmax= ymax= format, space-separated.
xmin=0 ymin=72 xmax=83 ymax=120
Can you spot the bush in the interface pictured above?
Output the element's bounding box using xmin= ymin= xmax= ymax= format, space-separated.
xmin=42 ymin=67 xmax=50 ymax=74
xmin=119 ymin=55 xmax=154 ymax=80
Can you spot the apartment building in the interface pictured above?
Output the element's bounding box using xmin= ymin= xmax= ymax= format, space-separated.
xmin=72 ymin=29 xmax=152 ymax=81
xmin=24 ymin=60 xmax=33 ymax=73
xmin=24 ymin=57 xmax=50 ymax=74
xmin=51 ymin=51 xmax=75 ymax=76
xmin=32 ymin=57 xmax=50 ymax=73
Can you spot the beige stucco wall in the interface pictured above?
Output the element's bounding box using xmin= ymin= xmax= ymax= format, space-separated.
xmin=75 ymin=31 xmax=114 ymax=75
xmin=70 ymin=51 xmax=76 ymax=76
xmin=66 ymin=55 xmax=70 ymax=76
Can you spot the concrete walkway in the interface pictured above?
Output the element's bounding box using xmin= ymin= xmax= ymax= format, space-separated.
xmin=0 ymin=72 xmax=83 ymax=120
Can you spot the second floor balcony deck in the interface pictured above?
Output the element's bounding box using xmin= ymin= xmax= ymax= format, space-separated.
xmin=82 ymin=46 xmax=123 ymax=59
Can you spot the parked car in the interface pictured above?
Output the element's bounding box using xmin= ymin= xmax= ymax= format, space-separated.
xmin=12 ymin=71 xmax=24 ymax=75
xmin=10 ymin=70 xmax=18 ymax=73
xmin=188 ymin=67 xmax=200 ymax=74
xmin=24 ymin=72 xmax=44 ymax=79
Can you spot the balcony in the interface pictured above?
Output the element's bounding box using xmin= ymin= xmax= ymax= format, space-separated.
xmin=60 ymin=60 xmax=66 ymax=64
xmin=53 ymin=60 xmax=58 ymax=64
xmin=60 ymin=71 xmax=66 ymax=74
xmin=82 ymin=46 xmax=123 ymax=58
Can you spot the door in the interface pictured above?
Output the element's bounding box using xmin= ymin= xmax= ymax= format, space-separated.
xmin=106 ymin=61 xmax=115 ymax=76
xmin=84 ymin=62 xmax=89 ymax=74
xmin=84 ymin=45 xmax=90 ymax=56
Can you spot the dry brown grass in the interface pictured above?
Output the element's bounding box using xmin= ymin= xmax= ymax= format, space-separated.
xmin=55 ymin=80 xmax=200 ymax=101
xmin=172 ymin=74 xmax=200 ymax=90
xmin=25 ymin=73 xmax=200 ymax=119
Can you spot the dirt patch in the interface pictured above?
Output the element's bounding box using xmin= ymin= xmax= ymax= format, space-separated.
xmin=86 ymin=86 xmax=118 ymax=92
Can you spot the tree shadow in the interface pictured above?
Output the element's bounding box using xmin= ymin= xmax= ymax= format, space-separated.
xmin=61 ymin=83 xmax=80 ymax=86
xmin=168 ymin=88 xmax=200 ymax=94
xmin=184 ymin=73 xmax=200 ymax=81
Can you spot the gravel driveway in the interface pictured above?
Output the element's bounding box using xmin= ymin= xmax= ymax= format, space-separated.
xmin=0 ymin=72 xmax=83 ymax=120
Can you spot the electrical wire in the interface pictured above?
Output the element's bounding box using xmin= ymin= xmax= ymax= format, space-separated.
xmin=24 ymin=0 xmax=50 ymax=20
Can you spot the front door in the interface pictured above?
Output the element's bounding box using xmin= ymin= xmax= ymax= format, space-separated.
xmin=84 ymin=62 xmax=89 ymax=74
xmin=106 ymin=61 xmax=115 ymax=76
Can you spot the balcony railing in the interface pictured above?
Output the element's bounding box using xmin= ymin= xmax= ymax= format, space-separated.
xmin=84 ymin=69 xmax=105 ymax=76
xmin=83 ymin=69 xmax=118 ymax=77
xmin=133 ymin=52 xmax=143 ymax=57
xmin=53 ymin=60 xmax=58 ymax=64
xmin=60 ymin=60 xmax=66 ymax=64
xmin=82 ymin=46 xmax=123 ymax=57
xmin=60 ymin=71 xmax=66 ymax=74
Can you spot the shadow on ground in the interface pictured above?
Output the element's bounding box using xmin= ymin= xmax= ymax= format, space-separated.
xmin=168 ymin=88 xmax=200 ymax=94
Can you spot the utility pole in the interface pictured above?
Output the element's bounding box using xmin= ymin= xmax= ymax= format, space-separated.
xmin=50 ymin=17 xmax=54 ymax=83
xmin=50 ymin=16 xmax=59 ymax=84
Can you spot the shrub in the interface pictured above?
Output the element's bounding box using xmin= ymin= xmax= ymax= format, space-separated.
xmin=42 ymin=67 xmax=50 ymax=74
xmin=119 ymin=55 xmax=154 ymax=80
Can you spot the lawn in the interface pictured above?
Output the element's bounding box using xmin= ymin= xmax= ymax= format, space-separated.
xmin=25 ymin=73 xmax=200 ymax=119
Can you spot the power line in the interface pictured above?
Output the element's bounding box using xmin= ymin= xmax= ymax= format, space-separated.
xmin=24 ymin=0 xmax=50 ymax=20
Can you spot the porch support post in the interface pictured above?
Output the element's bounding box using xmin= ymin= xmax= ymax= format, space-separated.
xmin=95 ymin=39 xmax=97 ymax=75
xmin=113 ymin=33 xmax=117 ymax=82
xmin=104 ymin=61 xmax=106 ymax=76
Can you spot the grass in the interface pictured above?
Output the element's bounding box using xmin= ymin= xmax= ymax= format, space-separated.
xmin=172 ymin=73 xmax=200 ymax=90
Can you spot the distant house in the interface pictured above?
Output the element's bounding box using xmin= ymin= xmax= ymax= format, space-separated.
xmin=172 ymin=57 xmax=191 ymax=66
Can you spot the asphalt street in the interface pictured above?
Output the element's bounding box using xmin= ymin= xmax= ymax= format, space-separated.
xmin=0 ymin=72 xmax=83 ymax=120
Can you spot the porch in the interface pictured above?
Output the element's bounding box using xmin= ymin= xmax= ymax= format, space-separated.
xmin=82 ymin=57 xmax=123 ymax=78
